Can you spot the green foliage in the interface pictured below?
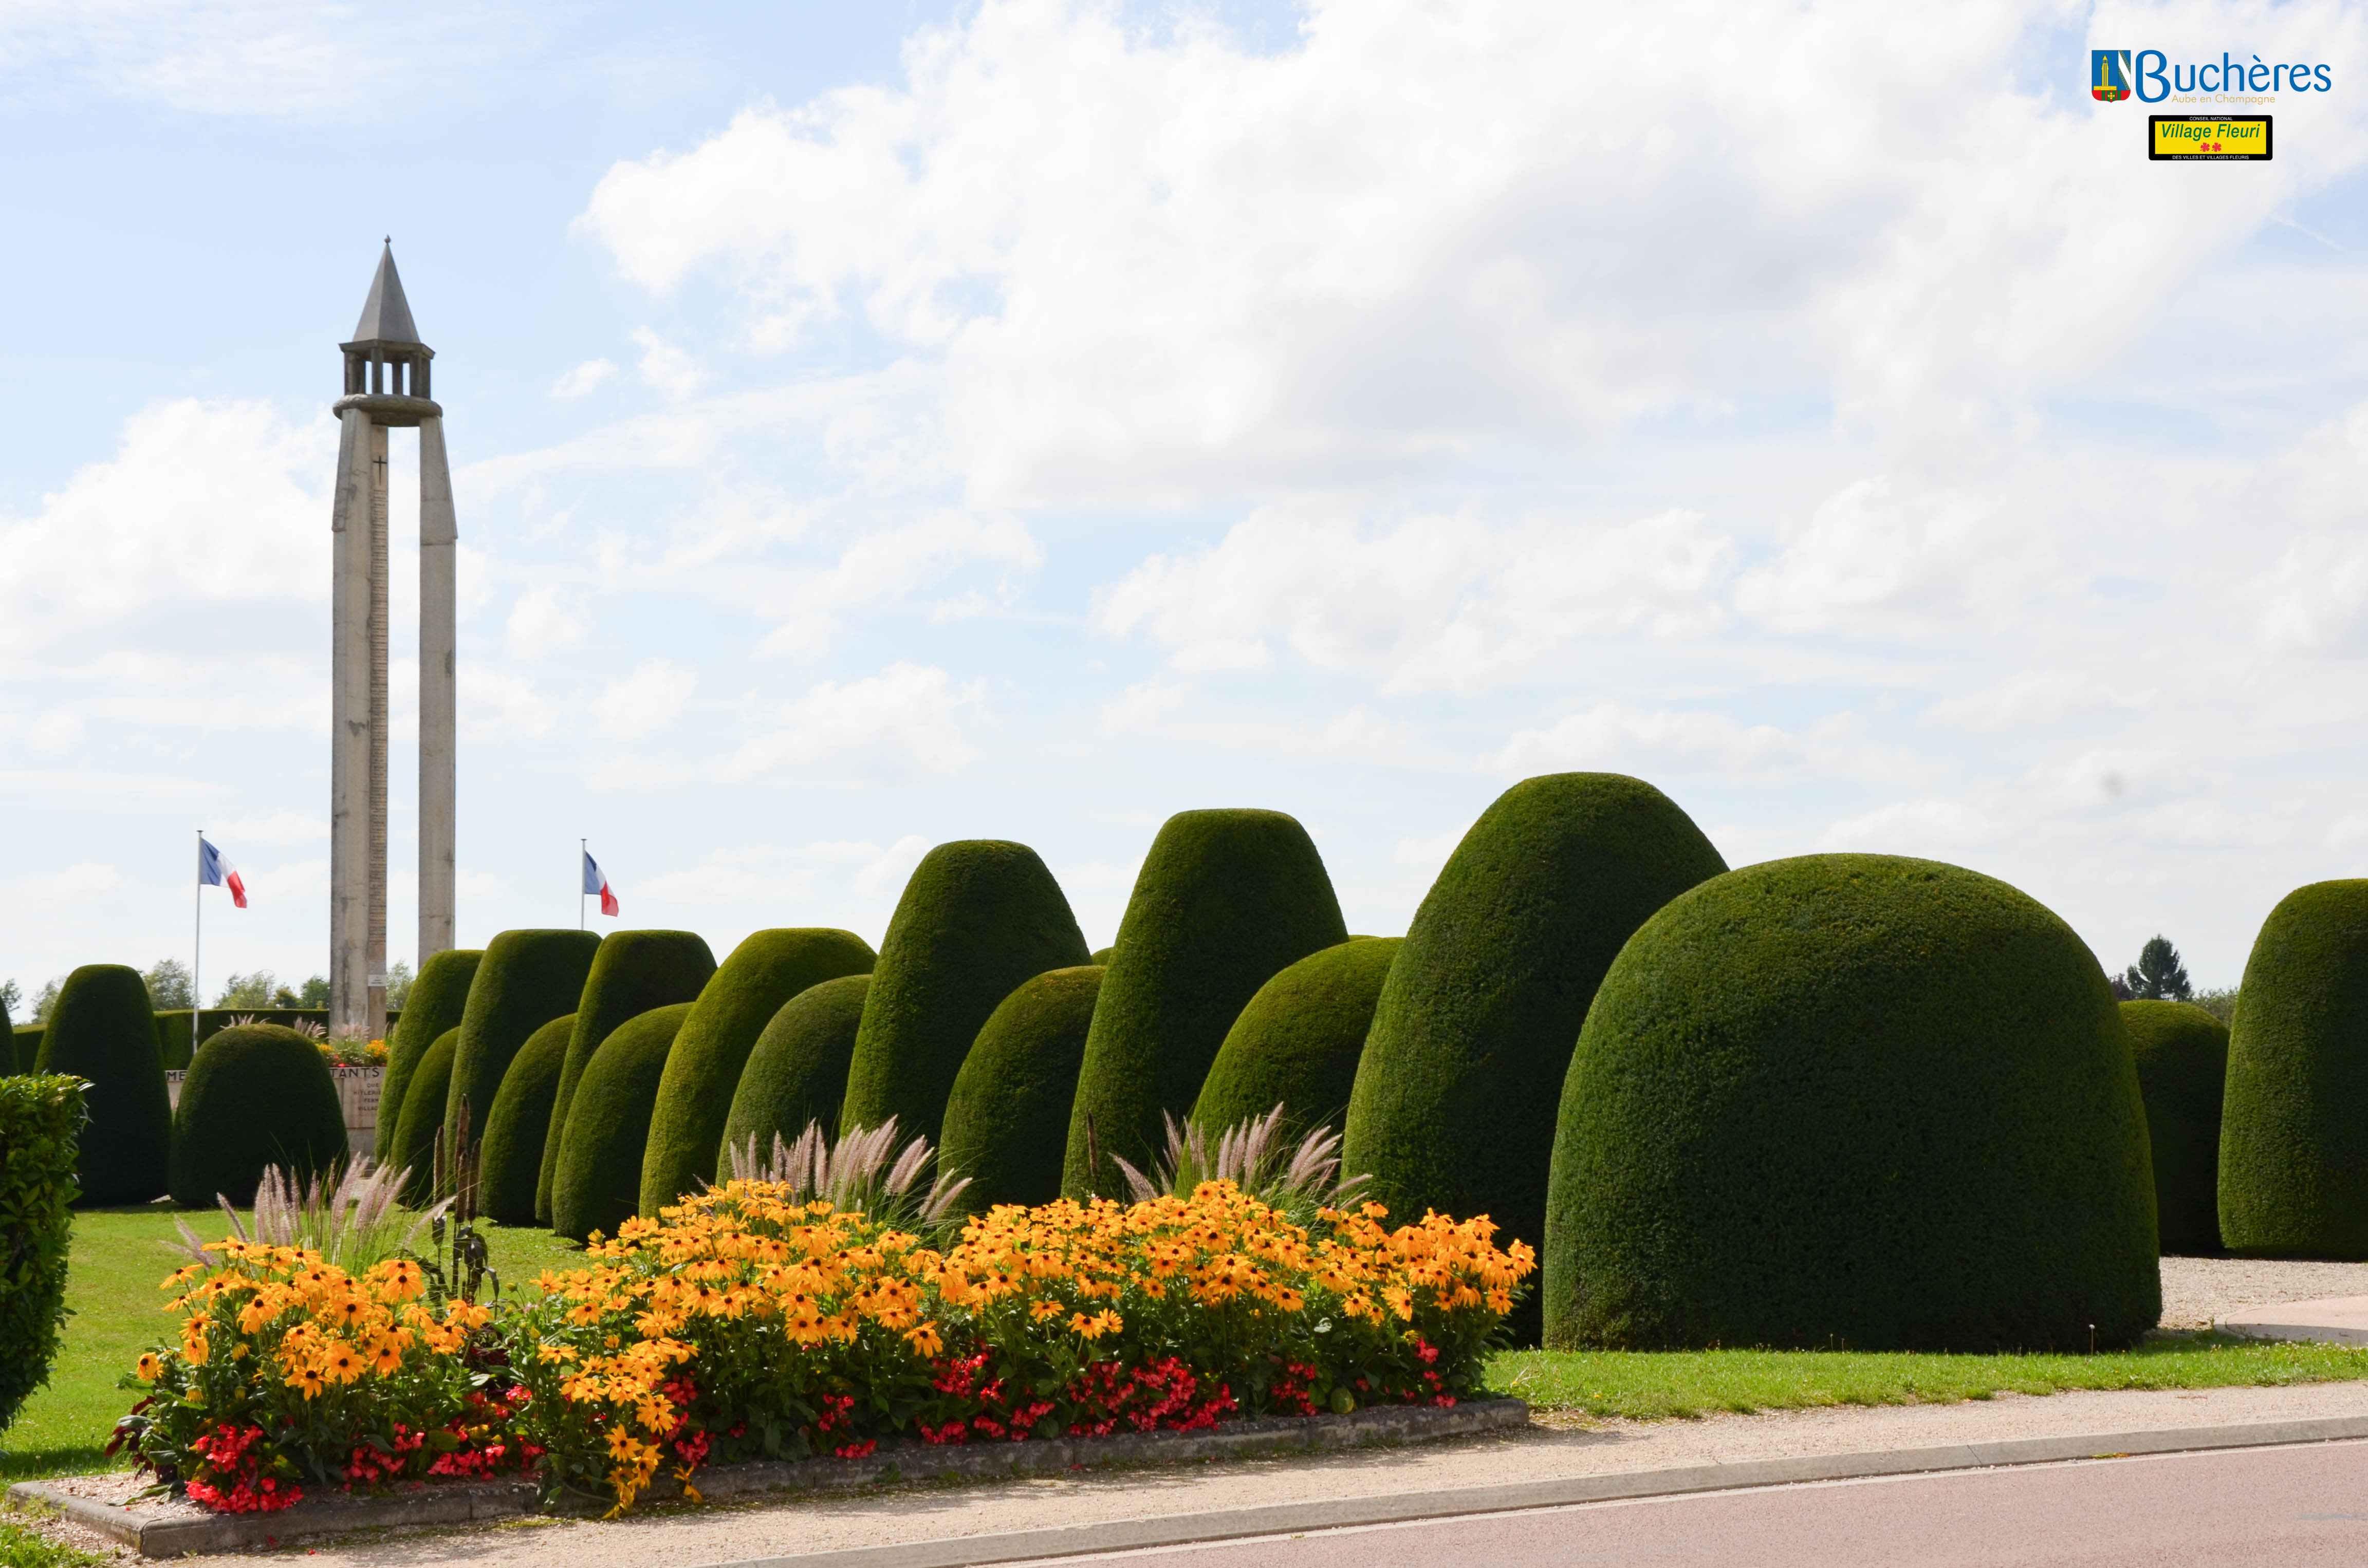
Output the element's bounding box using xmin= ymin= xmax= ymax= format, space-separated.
xmin=718 ymin=975 xmax=872 ymax=1168
xmin=478 ymin=1014 xmax=573 ymax=1227
xmin=2219 ymin=880 xmax=2368 ymax=1258
xmin=382 ymin=960 xmax=415 ymax=1012
xmin=1545 ymin=853 xmax=2160 ymax=1352
xmin=939 ymin=965 xmax=1104 ymax=1212
xmin=2125 ymin=935 xmax=2194 ymax=1002
xmin=210 ymin=970 xmax=281 ymax=1009
xmin=12 ymin=1030 xmax=43 ymax=1079
xmin=2192 ymin=987 xmax=2239 ymax=1027
xmin=140 ymin=959 xmax=192 ymax=1012
xmin=32 ymin=966 xmax=169 ymax=1207
xmin=1089 ymin=947 xmax=1115 ymax=965
xmin=0 ymin=1075 xmax=83 ymax=1435
xmin=534 ymin=931 xmax=711 ymax=1225
xmin=1345 ymin=772 xmax=1726 ymax=1345
xmin=0 ymin=1510 xmax=112 ymax=1568
xmin=1065 ymin=810 xmax=1345 ymax=1198
xmin=841 ymin=842 xmax=1088 ymax=1145
xmin=640 ymin=929 xmax=877 ymax=1219
xmin=0 ymin=992 xmax=13 ymax=1075
xmin=2122 ymin=1000 xmax=2229 ymax=1256
xmin=1192 ymin=938 xmax=1400 ymax=1140
xmin=388 ymin=1029 xmax=460 ymax=1207
xmin=155 ymin=1011 xmax=334 ymax=1075
xmin=377 ymin=948 xmax=482 ymax=1161
xmin=166 ymin=1025 xmax=348 ymax=1209
xmin=552 ymin=1003 xmax=692 ymax=1243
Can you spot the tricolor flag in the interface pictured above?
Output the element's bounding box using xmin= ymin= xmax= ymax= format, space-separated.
xmin=198 ymin=836 xmax=247 ymax=909
xmin=583 ymin=849 xmax=619 ymax=917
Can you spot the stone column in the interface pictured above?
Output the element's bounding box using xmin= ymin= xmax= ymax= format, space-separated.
xmin=367 ymin=423 xmax=390 ymax=1043
xmin=328 ymin=407 xmax=377 ymax=1037
xmin=417 ymin=417 xmax=459 ymax=964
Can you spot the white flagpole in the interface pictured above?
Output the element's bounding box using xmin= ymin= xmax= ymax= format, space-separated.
xmin=580 ymin=837 xmax=587 ymax=931
xmin=192 ymin=829 xmax=203 ymax=1050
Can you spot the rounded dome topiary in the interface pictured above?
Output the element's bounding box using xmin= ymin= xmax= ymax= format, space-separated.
xmin=2122 ymin=1000 xmax=2229 ymax=1257
xmin=378 ymin=948 xmax=482 ymax=1161
xmin=718 ymin=976 xmax=872 ymax=1171
xmin=478 ymin=1014 xmax=574 ymax=1226
xmin=436 ymin=931 xmax=599 ymax=1203
xmin=33 ymin=964 xmax=170 ymax=1205
xmin=168 ymin=1024 xmax=348 ymax=1208
xmin=2219 ymin=880 xmax=2368 ymax=1259
xmin=552 ymin=1003 xmax=691 ymax=1243
xmin=535 ymin=930 xmax=711 ymax=1224
xmin=389 ymin=1029 xmax=461 ymax=1206
xmin=640 ymin=929 xmax=876 ymax=1218
xmin=1192 ymin=938 xmax=1400 ymax=1140
xmin=840 ymin=842 xmax=1088 ymax=1144
xmin=1544 ymin=853 xmax=2160 ymax=1351
xmin=1088 ymin=947 xmax=1115 ymax=966
xmin=1064 ymin=810 xmax=1346 ymax=1198
xmin=940 ymin=966 xmax=1103 ymax=1212
xmin=1345 ymin=773 xmax=1726 ymax=1343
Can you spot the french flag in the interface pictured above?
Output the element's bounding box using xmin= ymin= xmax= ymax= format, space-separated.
xmin=583 ymin=849 xmax=619 ymax=918
xmin=198 ymin=836 xmax=247 ymax=909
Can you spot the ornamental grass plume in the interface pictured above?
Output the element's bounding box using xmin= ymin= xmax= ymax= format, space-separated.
xmin=1112 ymin=1105 xmax=1369 ymax=1224
xmin=172 ymin=1157 xmax=448 ymax=1276
xmin=721 ymin=1116 xmax=971 ymax=1240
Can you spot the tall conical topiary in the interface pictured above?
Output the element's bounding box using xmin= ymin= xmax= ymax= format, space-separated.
xmin=378 ymin=948 xmax=481 ymax=1160
xmin=390 ymin=1029 xmax=460 ymax=1206
xmin=1544 ymin=854 xmax=2159 ymax=1350
xmin=34 ymin=965 xmax=169 ymax=1205
xmin=2123 ymin=1000 xmax=2229 ymax=1256
xmin=169 ymin=1024 xmax=347 ymax=1208
xmin=717 ymin=976 xmax=871 ymax=1169
xmin=445 ymin=931 xmax=600 ymax=1191
xmin=941 ymin=966 xmax=1103 ymax=1212
xmin=840 ymin=842 xmax=1088 ymax=1145
xmin=1192 ymin=938 xmax=1400 ymax=1140
xmin=553 ymin=1003 xmax=691 ymax=1243
xmin=2220 ymin=880 xmax=2368 ymax=1258
xmin=536 ymin=931 xmax=714 ymax=1224
xmin=640 ymin=929 xmax=876 ymax=1218
xmin=1064 ymin=810 xmax=1346 ymax=1198
xmin=1345 ymin=774 xmax=1726 ymax=1341
xmin=479 ymin=1014 xmax=574 ymax=1226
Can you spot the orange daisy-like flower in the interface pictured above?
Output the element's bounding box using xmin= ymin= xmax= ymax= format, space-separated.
xmin=134 ymin=1353 xmax=163 ymax=1382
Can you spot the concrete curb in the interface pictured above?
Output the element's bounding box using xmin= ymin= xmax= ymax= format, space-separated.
xmin=688 ymin=1412 xmax=2368 ymax=1568
xmin=3 ymin=1398 xmax=1528 ymax=1557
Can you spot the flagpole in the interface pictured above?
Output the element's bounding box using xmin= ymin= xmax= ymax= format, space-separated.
xmin=193 ymin=829 xmax=203 ymax=1046
xmin=579 ymin=838 xmax=586 ymax=931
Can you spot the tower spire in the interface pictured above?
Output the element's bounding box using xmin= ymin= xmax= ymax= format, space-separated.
xmin=351 ymin=240 xmax=422 ymax=347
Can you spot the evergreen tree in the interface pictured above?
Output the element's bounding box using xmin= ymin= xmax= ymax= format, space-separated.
xmin=143 ymin=959 xmax=194 ymax=1010
xmin=2125 ymin=935 xmax=2193 ymax=1002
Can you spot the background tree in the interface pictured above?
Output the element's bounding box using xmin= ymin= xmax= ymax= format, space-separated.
xmin=29 ymin=977 xmax=61 ymax=1022
xmin=142 ymin=959 xmax=193 ymax=1010
xmin=213 ymin=971 xmax=277 ymax=1008
xmin=0 ymin=980 xmax=18 ymax=1016
xmin=2125 ymin=936 xmax=2193 ymax=1002
xmin=383 ymin=960 xmax=414 ymax=1011
xmin=298 ymin=975 xmax=329 ymax=1007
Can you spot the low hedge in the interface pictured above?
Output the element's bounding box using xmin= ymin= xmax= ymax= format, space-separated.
xmin=34 ymin=964 xmax=171 ymax=1206
xmin=641 ymin=929 xmax=876 ymax=1218
xmin=2122 ymin=1000 xmax=2229 ymax=1256
xmin=479 ymin=1014 xmax=574 ymax=1227
xmin=940 ymin=965 xmax=1105 ymax=1212
xmin=1192 ymin=938 xmax=1401 ymax=1138
xmin=379 ymin=949 xmax=482 ymax=1160
xmin=2220 ymin=880 xmax=2368 ymax=1258
xmin=0 ymin=1074 xmax=82 ymax=1434
xmin=718 ymin=975 xmax=872 ymax=1169
xmin=551 ymin=1003 xmax=693 ymax=1243
xmin=1066 ymin=809 xmax=1347 ymax=1198
xmin=168 ymin=1024 xmax=348 ymax=1208
xmin=389 ymin=1029 xmax=461 ymax=1206
xmin=1543 ymin=853 xmax=2160 ymax=1351
xmin=538 ymin=931 xmax=712 ymax=1224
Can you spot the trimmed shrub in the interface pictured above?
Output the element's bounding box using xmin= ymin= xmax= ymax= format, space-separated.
xmin=1089 ymin=947 xmax=1115 ymax=966
xmin=2220 ymin=880 xmax=2368 ymax=1258
xmin=1065 ymin=810 xmax=1347 ymax=1198
xmin=535 ymin=932 xmax=713 ymax=1224
xmin=0 ymin=1073 xmax=82 ymax=1434
xmin=1544 ymin=853 xmax=2159 ymax=1351
xmin=379 ymin=949 xmax=482 ymax=1159
xmin=2122 ymin=1000 xmax=2229 ymax=1257
xmin=168 ymin=1024 xmax=348 ymax=1209
xmin=439 ymin=931 xmax=600 ymax=1202
xmin=841 ymin=842 xmax=1088 ymax=1144
xmin=0 ymin=993 xmax=13 ymax=1074
xmin=718 ymin=976 xmax=872 ymax=1167
xmin=640 ymin=929 xmax=877 ymax=1218
xmin=389 ymin=1029 xmax=460 ymax=1206
xmin=34 ymin=964 xmax=170 ymax=1206
xmin=479 ymin=1014 xmax=574 ymax=1227
xmin=1345 ymin=773 xmax=1726 ymax=1341
xmin=157 ymin=1011 xmax=346 ymax=1074
xmin=552 ymin=1003 xmax=692 ymax=1243
xmin=940 ymin=966 xmax=1104 ymax=1212
xmin=1192 ymin=938 xmax=1401 ymax=1139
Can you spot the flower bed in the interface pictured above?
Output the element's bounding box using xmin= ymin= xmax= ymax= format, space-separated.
xmin=115 ymin=1181 xmax=1532 ymax=1516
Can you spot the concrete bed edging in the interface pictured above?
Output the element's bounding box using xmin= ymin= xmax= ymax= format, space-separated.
xmin=3 ymin=1396 xmax=1529 ymax=1557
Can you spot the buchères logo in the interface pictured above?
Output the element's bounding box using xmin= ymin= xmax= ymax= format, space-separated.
xmin=2090 ymin=48 xmax=2334 ymax=103
xmin=2093 ymin=50 xmax=2133 ymax=101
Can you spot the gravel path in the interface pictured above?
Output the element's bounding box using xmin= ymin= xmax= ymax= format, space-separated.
xmin=2159 ymin=1256 xmax=2368 ymax=1330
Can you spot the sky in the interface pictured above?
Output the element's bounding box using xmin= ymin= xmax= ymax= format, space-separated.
xmin=3 ymin=0 xmax=2366 ymax=1004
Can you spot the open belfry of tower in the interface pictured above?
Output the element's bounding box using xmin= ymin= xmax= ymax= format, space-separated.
xmin=328 ymin=242 xmax=457 ymax=1041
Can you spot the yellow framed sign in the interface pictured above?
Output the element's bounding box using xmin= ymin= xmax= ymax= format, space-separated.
xmin=2149 ymin=116 xmax=2271 ymax=160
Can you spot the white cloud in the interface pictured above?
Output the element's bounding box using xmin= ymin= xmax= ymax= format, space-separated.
xmin=750 ymin=511 xmax=1039 ymax=658
xmin=17 ymin=862 xmax=122 ymax=901
xmin=1479 ymin=702 xmax=1816 ymax=782
xmin=505 ymin=586 xmax=587 ymax=660
xmin=27 ymin=711 xmax=81 ymax=754
xmin=551 ymin=358 xmax=619 ymax=399
xmin=715 ymin=662 xmax=984 ymax=785
xmin=2254 ymin=534 xmax=2368 ymax=654
xmin=851 ymin=835 xmax=932 ymax=902
xmin=461 ymin=667 xmax=562 ymax=739
xmin=210 ymin=809 xmax=327 ymax=847
xmin=591 ymin=659 xmax=696 ymax=739
xmin=1926 ymin=670 xmax=2152 ymax=733
xmin=632 ymin=327 xmax=707 ymax=402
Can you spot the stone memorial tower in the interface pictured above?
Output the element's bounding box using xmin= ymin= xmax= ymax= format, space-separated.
xmin=328 ymin=242 xmax=458 ymax=1040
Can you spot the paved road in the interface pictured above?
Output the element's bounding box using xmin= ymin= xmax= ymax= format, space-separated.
xmin=1024 ymin=1439 xmax=2368 ymax=1566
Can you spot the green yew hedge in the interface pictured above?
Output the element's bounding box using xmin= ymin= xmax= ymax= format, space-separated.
xmin=1065 ymin=809 xmax=1346 ymax=1198
xmin=168 ymin=1024 xmax=348 ymax=1209
xmin=537 ymin=931 xmax=712 ymax=1225
xmin=940 ymin=965 xmax=1104 ymax=1212
xmin=390 ymin=1029 xmax=461 ymax=1207
xmin=553 ymin=1003 xmax=692 ymax=1243
xmin=379 ymin=948 xmax=482 ymax=1160
xmin=1192 ymin=938 xmax=1400 ymax=1140
xmin=0 ymin=1073 xmax=82 ymax=1434
xmin=1544 ymin=853 xmax=2159 ymax=1351
xmin=34 ymin=964 xmax=170 ymax=1206
xmin=479 ymin=1014 xmax=574 ymax=1227
xmin=718 ymin=975 xmax=872 ymax=1169
xmin=2121 ymin=1000 xmax=2229 ymax=1256
xmin=641 ymin=928 xmax=876 ymax=1219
